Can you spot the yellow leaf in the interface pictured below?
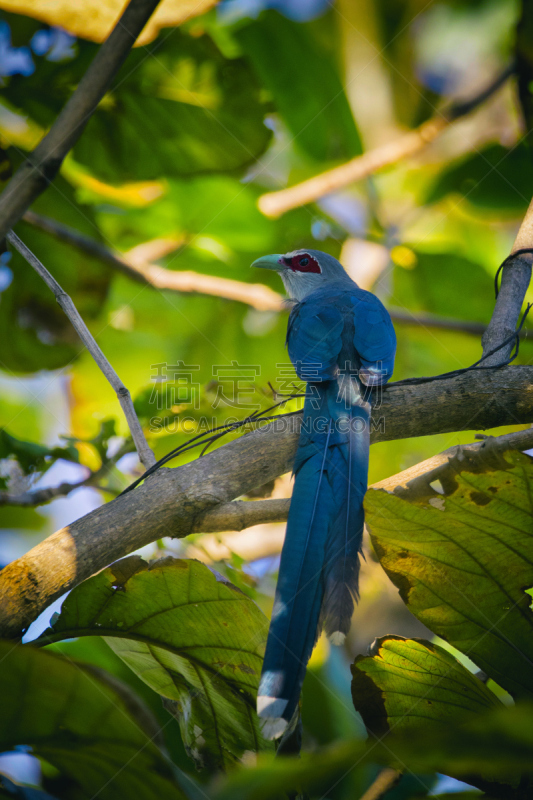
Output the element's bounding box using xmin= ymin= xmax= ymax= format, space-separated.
xmin=62 ymin=157 xmax=166 ymax=207
xmin=0 ymin=0 xmax=219 ymax=46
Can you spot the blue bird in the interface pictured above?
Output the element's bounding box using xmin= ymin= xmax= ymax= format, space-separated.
xmin=251 ymin=249 xmax=396 ymax=739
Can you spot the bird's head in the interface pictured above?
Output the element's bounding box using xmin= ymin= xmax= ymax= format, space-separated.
xmin=251 ymin=249 xmax=353 ymax=302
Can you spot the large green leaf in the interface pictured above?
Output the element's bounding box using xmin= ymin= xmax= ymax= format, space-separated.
xmin=364 ymin=449 xmax=533 ymax=701
xmin=97 ymin=176 xmax=274 ymax=257
xmin=2 ymin=21 xmax=271 ymax=182
xmin=0 ymin=640 xmax=193 ymax=800
xmin=38 ymin=556 xmax=272 ymax=770
xmin=213 ymin=701 xmax=533 ymax=800
xmin=235 ymin=11 xmax=361 ymax=162
xmin=426 ymin=144 xmax=533 ymax=213
xmin=351 ymin=636 xmax=501 ymax=738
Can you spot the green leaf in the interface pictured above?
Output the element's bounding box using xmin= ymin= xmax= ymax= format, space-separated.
xmin=351 ymin=636 xmax=501 ymax=739
xmin=3 ymin=27 xmax=271 ymax=182
xmin=382 ymin=702 xmax=533 ymax=796
xmin=38 ymin=556 xmax=273 ymax=770
xmin=235 ymin=11 xmax=362 ymax=162
xmin=364 ymin=449 xmax=533 ymax=701
xmin=98 ymin=175 xmax=274 ymax=256
xmin=0 ymin=640 xmax=193 ymax=800
xmin=213 ymin=700 xmax=533 ymax=800
xmin=0 ymin=428 xmax=79 ymax=475
xmin=426 ymin=144 xmax=533 ymax=213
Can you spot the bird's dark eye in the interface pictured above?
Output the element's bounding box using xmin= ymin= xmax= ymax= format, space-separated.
xmin=299 ymin=257 xmax=309 ymax=266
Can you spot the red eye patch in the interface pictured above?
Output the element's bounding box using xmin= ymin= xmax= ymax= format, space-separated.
xmin=283 ymin=253 xmax=321 ymax=274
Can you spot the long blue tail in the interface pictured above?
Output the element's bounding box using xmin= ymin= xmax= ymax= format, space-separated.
xmin=257 ymin=377 xmax=369 ymax=738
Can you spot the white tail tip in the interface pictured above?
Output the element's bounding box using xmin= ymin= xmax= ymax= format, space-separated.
xmin=257 ymin=696 xmax=289 ymax=739
xmin=259 ymin=715 xmax=288 ymax=740
xmin=329 ymin=631 xmax=346 ymax=646
xmin=257 ymin=695 xmax=288 ymax=718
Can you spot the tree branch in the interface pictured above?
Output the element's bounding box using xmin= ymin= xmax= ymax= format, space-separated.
xmin=22 ymin=210 xmax=284 ymax=312
xmin=481 ymin=198 xmax=533 ymax=363
xmin=7 ymin=231 xmax=156 ymax=469
xmin=190 ymin=423 xmax=533 ymax=548
xmin=258 ymin=65 xmax=514 ymax=219
xmin=358 ymin=769 xmax=401 ymax=800
xmin=24 ymin=211 xmax=499 ymax=337
xmin=0 ymin=0 xmax=163 ymax=241
xmin=0 ymin=482 xmax=90 ymax=507
xmin=1 ymin=364 xmax=533 ymax=638
xmin=0 ymin=442 xmax=133 ymax=507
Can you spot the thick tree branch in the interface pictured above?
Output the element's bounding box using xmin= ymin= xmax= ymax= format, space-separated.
xmin=7 ymin=232 xmax=156 ymax=469
xmin=0 ymin=0 xmax=162 ymax=241
xmin=1 ymin=364 xmax=533 ymax=638
xmin=190 ymin=424 xmax=533 ymax=549
xmin=24 ymin=211 xmax=497 ymax=336
xmin=258 ymin=65 xmax=513 ymax=218
xmin=481 ymin=198 xmax=533 ymax=363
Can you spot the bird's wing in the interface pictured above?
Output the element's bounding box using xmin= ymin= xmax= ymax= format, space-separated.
xmin=287 ymin=301 xmax=344 ymax=381
xmin=351 ymin=293 xmax=396 ymax=385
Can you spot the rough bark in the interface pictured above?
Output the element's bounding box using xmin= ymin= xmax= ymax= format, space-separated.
xmin=1 ymin=364 xmax=533 ymax=639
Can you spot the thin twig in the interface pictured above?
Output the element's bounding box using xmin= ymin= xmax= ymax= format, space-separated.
xmin=23 ymin=210 xmax=284 ymax=312
xmin=258 ymin=64 xmax=514 ymax=218
xmin=24 ymin=211 xmax=501 ymax=337
xmin=7 ymin=231 xmax=156 ymax=469
xmin=358 ymin=769 xmax=401 ymax=800
xmin=387 ymin=307 xmax=486 ymax=336
xmin=0 ymin=482 xmax=90 ymax=507
xmin=481 ymin=198 xmax=533 ymax=363
xmin=0 ymin=0 xmax=163 ymax=241
xmin=0 ymin=442 xmax=133 ymax=507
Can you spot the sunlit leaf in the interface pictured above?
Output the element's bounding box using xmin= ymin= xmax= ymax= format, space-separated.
xmin=0 ymin=640 xmax=194 ymax=800
xmin=351 ymin=636 xmax=501 ymax=738
xmin=0 ymin=0 xmax=219 ymax=46
xmin=364 ymin=448 xmax=533 ymax=701
xmin=38 ymin=556 xmax=273 ymax=770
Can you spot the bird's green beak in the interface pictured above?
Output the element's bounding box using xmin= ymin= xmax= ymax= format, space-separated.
xmin=251 ymin=254 xmax=284 ymax=271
